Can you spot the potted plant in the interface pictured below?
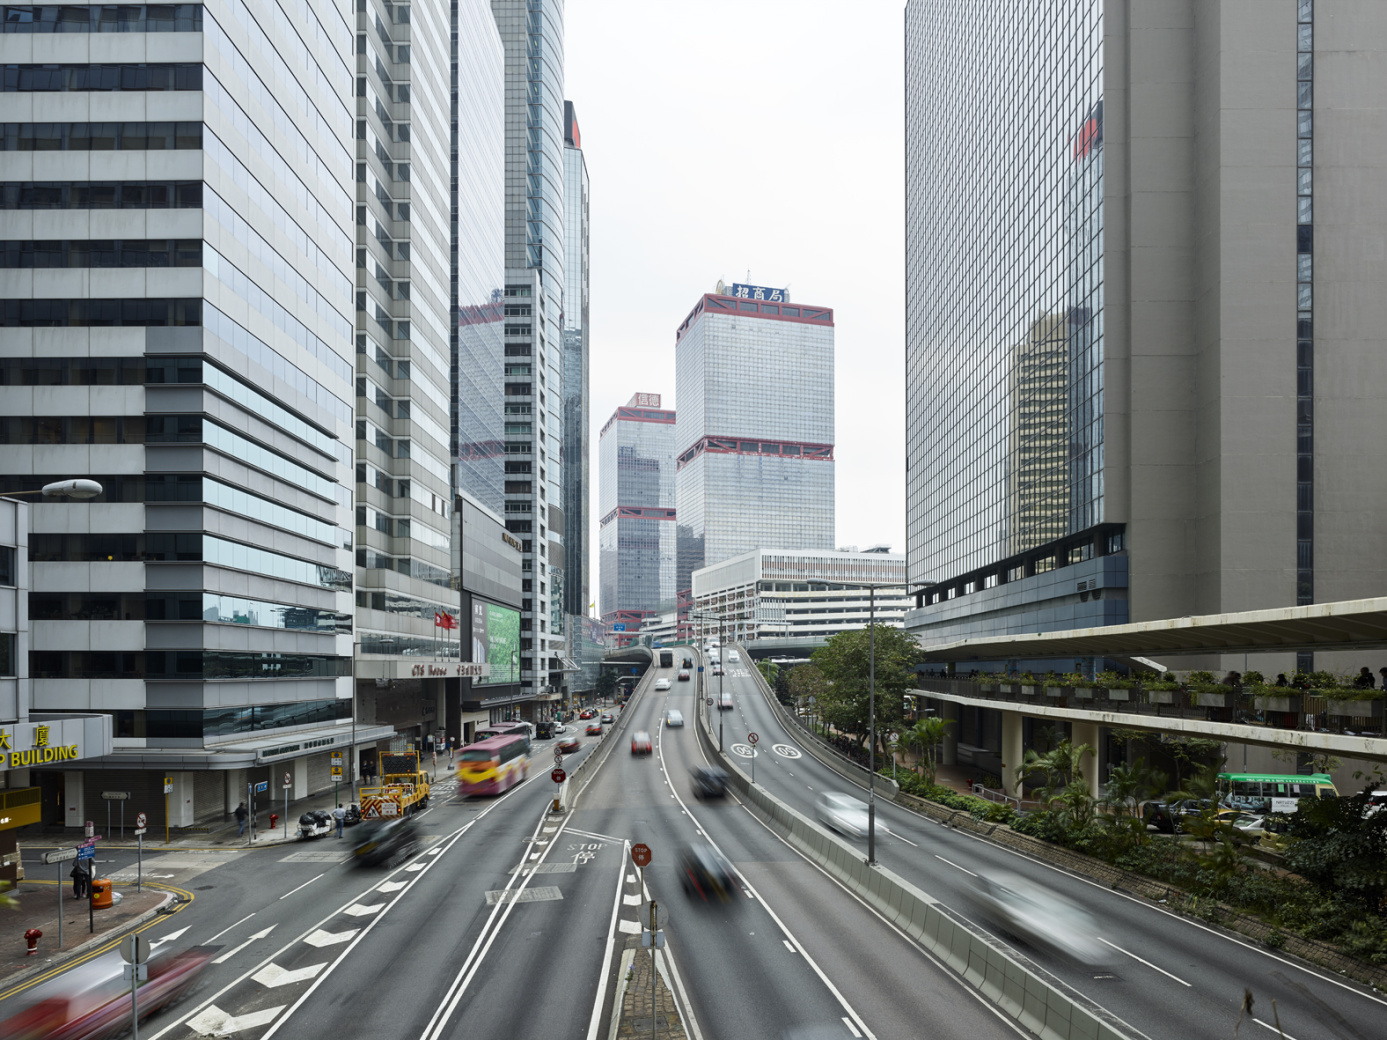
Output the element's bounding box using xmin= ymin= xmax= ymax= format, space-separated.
xmin=1065 ymin=672 xmax=1096 ymax=700
xmin=1323 ymin=688 xmax=1384 ymax=718
xmin=1096 ymin=670 xmax=1135 ymax=703
xmin=1143 ymin=674 xmax=1182 ymax=706
xmin=1018 ymin=671 xmax=1038 ymax=697
xmin=1250 ymin=673 xmax=1302 ymax=715
xmin=1187 ymin=670 xmax=1235 ymax=709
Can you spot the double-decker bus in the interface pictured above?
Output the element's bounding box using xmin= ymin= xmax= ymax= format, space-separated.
xmin=458 ymin=734 xmax=530 ymax=796
xmin=1217 ymin=771 xmax=1338 ymax=813
xmin=474 ymin=720 xmax=532 ymax=747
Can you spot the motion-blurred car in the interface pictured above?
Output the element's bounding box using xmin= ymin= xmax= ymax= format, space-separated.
xmin=815 ymin=792 xmax=869 ymax=838
xmin=297 ymin=809 xmax=333 ymax=840
xmin=712 ymin=664 xmax=724 ymax=676
xmin=665 ymin=709 xmax=684 ymax=727
xmin=557 ymin=736 xmax=580 ymax=754
xmin=678 ymin=669 xmax=691 ymax=682
xmin=679 ymin=842 xmax=737 ymax=901
xmin=717 ymin=694 xmax=733 ymax=711
xmin=683 ymin=656 xmax=694 ymax=669
xmin=691 ymin=766 xmax=728 ymax=799
xmin=654 ymin=678 xmax=672 ymax=691
xmin=973 ymin=871 xmax=1108 ymax=968
xmin=727 ymin=650 xmax=740 ymax=662
xmin=353 ymin=816 xmax=420 ymax=867
xmin=586 ymin=722 xmax=603 ymax=736
xmin=631 ymin=730 xmax=652 ymax=755
xmin=579 ymin=709 xmax=596 ymax=720
xmin=600 ymin=712 xmax=615 ymax=723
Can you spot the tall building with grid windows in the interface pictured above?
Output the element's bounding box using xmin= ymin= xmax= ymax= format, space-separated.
xmin=598 ymin=393 xmax=675 ymax=645
xmin=561 ymin=100 xmax=589 ymax=625
xmin=905 ymin=0 xmax=1387 ymax=676
xmin=674 ymin=285 xmax=835 ymax=626
xmin=0 ymin=2 xmax=387 ymax=828
xmin=491 ymin=0 xmax=565 ymax=706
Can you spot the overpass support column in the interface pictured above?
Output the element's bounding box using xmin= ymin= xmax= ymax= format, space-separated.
xmin=940 ymin=701 xmax=959 ymax=767
xmin=1001 ymin=711 xmax=1023 ymax=799
xmin=1072 ymin=720 xmax=1101 ymax=799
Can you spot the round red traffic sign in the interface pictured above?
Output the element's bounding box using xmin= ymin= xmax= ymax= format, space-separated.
xmin=551 ymin=767 xmax=566 ymax=784
xmin=631 ymin=842 xmax=652 ymax=868
xmin=284 ymin=771 xmax=291 ymax=787
xmin=136 ymin=812 xmax=147 ymax=829
xmin=748 ymin=732 xmax=759 ymax=745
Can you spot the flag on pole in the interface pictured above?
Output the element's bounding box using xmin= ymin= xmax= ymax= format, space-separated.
xmin=434 ymin=611 xmax=456 ymax=630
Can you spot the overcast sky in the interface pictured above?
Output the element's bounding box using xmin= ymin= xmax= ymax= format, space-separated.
xmin=567 ymin=0 xmax=907 ymax=592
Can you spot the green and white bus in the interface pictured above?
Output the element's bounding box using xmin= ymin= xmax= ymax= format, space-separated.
xmin=1217 ymin=771 xmax=1338 ymax=814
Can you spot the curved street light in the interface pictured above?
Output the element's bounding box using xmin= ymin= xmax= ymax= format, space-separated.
xmin=4 ymin=479 xmax=105 ymax=500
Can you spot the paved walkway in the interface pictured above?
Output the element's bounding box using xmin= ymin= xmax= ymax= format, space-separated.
xmin=615 ymin=936 xmax=687 ymax=1040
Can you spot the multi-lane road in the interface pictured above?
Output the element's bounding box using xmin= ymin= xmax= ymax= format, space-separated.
xmin=5 ymin=650 xmax=1381 ymax=1040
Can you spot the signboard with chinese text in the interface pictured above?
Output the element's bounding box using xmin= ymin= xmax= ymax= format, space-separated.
xmin=727 ymin=283 xmax=787 ymax=303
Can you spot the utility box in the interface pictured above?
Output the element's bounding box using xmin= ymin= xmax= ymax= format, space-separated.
xmin=91 ymin=877 xmax=113 ymax=909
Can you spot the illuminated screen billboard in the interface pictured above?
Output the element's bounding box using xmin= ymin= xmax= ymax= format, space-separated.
xmin=472 ymin=600 xmax=520 ymax=685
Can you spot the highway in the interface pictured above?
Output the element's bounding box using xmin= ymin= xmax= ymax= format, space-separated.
xmin=2 ymin=664 xmax=1024 ymax=1040
xmin=711 ymin=646 xmax=1387 ymax=1040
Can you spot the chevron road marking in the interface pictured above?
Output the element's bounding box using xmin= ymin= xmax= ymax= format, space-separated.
xmin=186 ymin=1004 xmax=286 ymax=1036
xmin=252 ymin=962 xmax=328 ymax=989
xmin=302 ymin=928 xmax=358 ymax=948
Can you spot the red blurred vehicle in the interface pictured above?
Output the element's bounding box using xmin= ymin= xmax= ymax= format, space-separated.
xmin=2 ymin=947 xmax=215 ymax=1040
xmin=586 ymin=722 xmax=603 ymax=736
xmin=631 ymin=730 xmax=652 ymax=756
xmin=579 ymin=709 xmax=596 ymax=720
xmin=557 ymin=736 xmax=580 ymax=754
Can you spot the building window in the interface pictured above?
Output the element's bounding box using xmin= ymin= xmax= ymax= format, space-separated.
xmin=0 ymin=544 xmax=12 ymax=585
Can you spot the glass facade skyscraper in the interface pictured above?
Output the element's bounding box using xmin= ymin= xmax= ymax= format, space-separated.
xmin=599 ymin=394 xmax=675 ymax=643
xmin=674 ymin=289 xmax=835 ymax=608
xmin=562 ymin=101 xmax=590 ymax=621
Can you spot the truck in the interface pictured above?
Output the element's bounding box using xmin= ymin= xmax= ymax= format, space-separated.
xmin=659 ymin=650 xmax=674 ymax=668
xmin=359 ymin=751 xmax=431 ymax=819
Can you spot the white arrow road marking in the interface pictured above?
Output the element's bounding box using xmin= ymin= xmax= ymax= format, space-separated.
xmin=377 ymin=880 xmax=407 ymax=893
xmin=618 ymin=919 xmax=642 ymax=935
xmin=211 ymin=925 xmax=277 ymax=964
xmin=303 ymin=928 xmax=359 ymax=948
xmin=404 ymin=862 xmax=425 ymax=872
xmin=343 ymin=903 xmax=385 ymax=916
xmin=151 ymin=926 xmax=190 ymax=947
xmin=187 ymin=1004 xmax=286 ymax=1036
xmin=253 ymin=962 xmax=328 ymax=989
xmin=622 ymin=893 xmax=641 ymax=906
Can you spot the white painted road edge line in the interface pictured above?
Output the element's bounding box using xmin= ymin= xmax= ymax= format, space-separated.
xmin=934 ymin=855 xmax=977 ymax=877
xmin=278 ymin=872 xmax=325 ymax=900
xmin=1097 ymin=938 xmax=1190 ymax=987
xmin=586 ymin=840 xmax=632 ymax=1040
xmin=1254 ymin=1017 xmax=1300 ymax=1040
xmin=204 ymin=912 xmax=256 ymax=945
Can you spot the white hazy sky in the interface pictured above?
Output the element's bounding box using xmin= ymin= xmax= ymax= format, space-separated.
xmin=567 ymin=0 xmax=907 ymax=588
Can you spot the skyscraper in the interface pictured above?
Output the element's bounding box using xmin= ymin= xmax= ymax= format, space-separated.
xmin=353 ymin=0 xmax=460 ymax=747
xmin=674 ymin=283 xmax=835 ymax=611
xmin=491 ymin=0 xmax=565 ymax=704
xmin=599 ymin=393 xmax=676 ymax=645
xmin=905 ymin=0 xmax=1387 ymax=675
xmin=562 ymin=101 xmax=590 ymax=625
xmin=0 ymin=1 xmax=377 ymax=826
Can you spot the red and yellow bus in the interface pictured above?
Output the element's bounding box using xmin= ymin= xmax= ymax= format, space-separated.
xmin=457 ymin=734 xmax=530 ymax=796
xmin=474 ymin=720 xmax=532 ymax=746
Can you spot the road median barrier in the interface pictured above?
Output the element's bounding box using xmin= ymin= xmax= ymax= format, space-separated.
xmin=559 ymin=677 xmax=649 ymax=812
xmin=697 ymin=666 xmax=1135 ymax=1040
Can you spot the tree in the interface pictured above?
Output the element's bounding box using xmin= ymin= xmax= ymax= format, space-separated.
xmin=905 ymin=716 xmax=951 ymax=785
xmin=809 ymin=624 xmax=923 ymax=755
xmin=788 ymin=664 xmax=830 ymax=732
xmin=595 ymin=669 xmax=616 ymax=700
xmin=757 ymin=659 xmax=783 ymax=700
xmin=1023 ymin=740 xmax=1096 ymax=828
xmin=1283 ymin=784 xmax=1387 ymax=910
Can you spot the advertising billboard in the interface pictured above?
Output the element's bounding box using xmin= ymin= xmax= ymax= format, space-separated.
xmin=472 ymin=601 xmax=520 ymax=685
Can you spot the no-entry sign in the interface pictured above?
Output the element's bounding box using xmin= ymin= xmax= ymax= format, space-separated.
xmin=136 ymin=812 xmax=147 ymax=829
xmin=748 ymin=732 xmax=759 ymax=745
xmin=551 ymin=767 xmax=566 ymax=784
xmin=631 ymin=842 xmax=652 ymax=868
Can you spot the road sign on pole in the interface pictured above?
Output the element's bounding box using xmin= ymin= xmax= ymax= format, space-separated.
xmin=283 ymin=771 xmax=292 ymax=788
xmin=551 ymin=767 xmax=566 ymax=784
xmin=748 ymin=732 xmax=759 ymax=745
xmin=136 ymin=812 xmax=147 ymax=829
xmin=630 ymin=843 xmax=651 ymax=868
xmin=163 ymin=777 xmax=173 ymax=793
xmin=254 ymin=781 xmax=268 ymax=794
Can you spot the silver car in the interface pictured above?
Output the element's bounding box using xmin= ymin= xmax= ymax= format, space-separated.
xmin=973 ymin=871 xmax=1108 ymax=968
xmin=815 ymin=792 xmax=870 ymax=838
xmin=665 ymin=709 xmax=684 ymax=727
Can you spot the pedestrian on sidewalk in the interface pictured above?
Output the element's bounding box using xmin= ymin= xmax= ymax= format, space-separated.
xmin=333 ymin=804 xmax=346 ymax=838
xmin=70 ymin=861 xmax=89 ymax=899
xmin=235 ymin=801 xmax=248 ymax=837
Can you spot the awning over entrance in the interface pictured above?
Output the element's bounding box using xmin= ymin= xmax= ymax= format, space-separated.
xmin=61 ymin=722 xmax=397 ymax=771
xmin=919 ymin=596 xmax=1387 ymax=662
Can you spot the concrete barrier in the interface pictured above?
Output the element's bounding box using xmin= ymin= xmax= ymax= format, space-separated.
xmin=697 ymin=670 xmax=1135 ymax=1040
xmin=561 ymin=672 xmax=650 ymax=809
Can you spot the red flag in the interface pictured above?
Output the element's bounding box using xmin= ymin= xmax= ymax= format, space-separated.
xmin=435 ymin=612 xmax=456 ymax=630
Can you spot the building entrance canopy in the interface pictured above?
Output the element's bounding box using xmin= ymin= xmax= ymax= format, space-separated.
xmin=919 ymin=597 xmax=1387 ymax=662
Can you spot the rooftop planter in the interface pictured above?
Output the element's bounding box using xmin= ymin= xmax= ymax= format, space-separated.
xmin=1324 ymin=692 xmax=1384 ymax=718
xmin=1019 ymin=684 xmax=1038 ymax=697
xmin=1252 ymin=689 xmax=1303 ymax=714
xmin=1192 ymin=687 xmax=1237 ymax=710
xmin=1145 ymin=687 xmax=1179 ymax=706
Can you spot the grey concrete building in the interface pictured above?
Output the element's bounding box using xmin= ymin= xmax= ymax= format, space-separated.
xmin=562 ymin=100 xmax=590 ymax=627
xmin=0 ymin=2 xmax=385 ymax=827
xmin=905 ymin=0 xmax=1387 ymax=679
xmin=491 ymin=0 xmax=566 ymax=706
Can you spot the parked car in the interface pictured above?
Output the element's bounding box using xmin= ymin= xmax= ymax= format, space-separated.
xmin=679 ymin=842 xmax=737 ymax=901
xmin=690 ymin=766 xmax=728 ymax=799
xmin=557 ymin=736 xmax=580 ymax=754
xmin=665 ymin=709 xmax=684 ymax=728
xmin=815 ymin=792 xmax=870 ymax=838
xmin=678 ymin=669 xmax=691 ymax=682
xmin=1215 ymin=811 xmax=1268 ymax=844
xmin=297 ymin=809 xmax=333 ymax=840
xmin=600 ymin=712 xmax=614 ymax=723
xmin=654 ymin=678 xmax=672 ymax=691
xmin=586 ymin=721 xmax=603 ymax=736
xmin=1142 ymin=797 xmax=1216 ymax=834
xmin=631 ymin=730 xmax=653 ymax=756
xmin=353 ymin=817 xmax=420 ymax=867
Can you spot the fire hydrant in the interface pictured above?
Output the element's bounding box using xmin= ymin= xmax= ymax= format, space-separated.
xmin=24 ymin=928 xmax=42 ymax=956
xmin=270 ymin=812 xmax=279 ymax=832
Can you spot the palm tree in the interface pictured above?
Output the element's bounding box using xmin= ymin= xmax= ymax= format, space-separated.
xmin=905 ymin=716 xmax=951 ymax=786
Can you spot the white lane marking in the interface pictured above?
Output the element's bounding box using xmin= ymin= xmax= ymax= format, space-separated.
xmin=567 ymin=826 xmax=626 ymax=843
xmin=302 ymin=928 xmax=358 ymax=948
xmin=427 ymin=847 xmax=443 ymax=855
xmin=342 ymin=903 xmax=385 ymax=917
xmin=1255 ymin=1019 xmax=1300 ymax=1040
xmin=210 ymin=926 xmax=277 ymax=964
xmin=404 ymin=862 xmax=426 ymax=872
xmin=1097 ymin=938 xmax=1190 ymax=987
xmin=843 ymin=1016 xmax=863 ymax=1038
xmin=377 ymin=880 xmax=407 ymax=893
xmin=187 ymin=1004 xmax=286 ymax=1036
xmin=623 ymin=893 xmax=642 ymax=906
xmin=586 ymin=842 xmax=636 ymax=1040
xmin=880 ymin=826 xmax=919 ymax=848
xmin=279 ymin=873 xmax=326 ymax=900
xmin=626 ymin=873 xmax=636 ymax=883
xmin=150 ymin=927 xmax=190 ymax=948
xmin=205 ymin=914 xmax=255 ymax=945
xmin=934 ymin=855 xmax=977 ymax=877
xmin=618 ymin=919 xmax=642 ymax=935
xmin=253 ymin=962 xmax=328 ymax=989
xmin=783 ymin=940 xmax=797 ymax=953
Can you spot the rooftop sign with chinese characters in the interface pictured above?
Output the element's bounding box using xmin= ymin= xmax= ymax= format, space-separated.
xmin=717 ymin=281 xmax=789 ymax=303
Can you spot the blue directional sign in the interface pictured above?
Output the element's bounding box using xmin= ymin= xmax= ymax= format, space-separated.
xmin=77 ymin=845 xmax=95 ymax=861
xmin=697 ymin=666 xmax=704 ymax=672
xmin=612 ymin=623 xmax=626 ymax=632
xmin=254 ymin=781 xmax=268 ymax=794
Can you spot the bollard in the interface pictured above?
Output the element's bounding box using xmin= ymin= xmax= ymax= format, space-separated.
xmin=24 ymin=928 xmax=42 ymax=956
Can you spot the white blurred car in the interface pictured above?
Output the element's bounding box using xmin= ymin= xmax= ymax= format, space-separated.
xmin=666 ymin=709 xmax=684 ymax=727
xmin=727 ymin=650 xmax=740 ymax=662
xmin=815 ymin=792 xmax=869 ymax=838
xmin=973 ymin=872 xmax=1108 ymax=968
xmin=654 ymin=678 xmax=671 ymax=691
